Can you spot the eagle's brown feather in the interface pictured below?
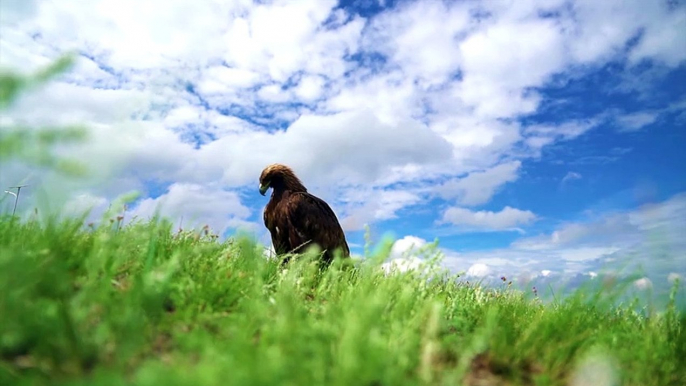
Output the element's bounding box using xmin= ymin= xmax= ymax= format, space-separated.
xmin=260 ymin=164 xmax=350 ymax=266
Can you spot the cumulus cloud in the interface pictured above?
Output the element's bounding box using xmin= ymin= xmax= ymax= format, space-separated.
xmin=439 ymin=193 xmax=686 ymax=296
xmin=1 ymin=0 xmax=684 ymax=248
xmin=293 ymin=75 xmax=327 ymax=102
xmin=199 ymin=108 xmax=453 ymax=188
xmin=440 ymin=206 xmax=537 ymax=231
xmin=627 ymin=6 xmax=686 ymax=67
xmin=381 ymin=256 xmax=425 ymax=274
xmin=438 ymin=161 xmax=521 ymax=206
xmin=201 ymin=66 xmax=263 ymax=90
xmin=389 ymin=235 xmax=428 ymax=260
xmin=5 ymin=81 xmax=149 ymax=127
xmin=381 ymin=235 xmax=442 ymax=274
xmin=130 ymin=183 xmax=254 ymax=235
xmin=339 ymin=189 xmax=422 ymax=232
xmin=466 ymin=263 xmax=492 ymax=278
xmin=362 ymin=0 xmax=468 ymax=87
xmin=62 ymin=193 xmax=108 ymax=217
xmin=457 ymin=18 xmax=564 ymax=118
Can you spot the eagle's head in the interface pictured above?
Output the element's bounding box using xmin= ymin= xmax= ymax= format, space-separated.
xmin=259 ymin=163 xmax=307 ymax=196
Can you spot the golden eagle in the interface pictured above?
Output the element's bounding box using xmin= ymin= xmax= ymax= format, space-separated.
xmin=259 ymin=163 xmax=350 ymax=266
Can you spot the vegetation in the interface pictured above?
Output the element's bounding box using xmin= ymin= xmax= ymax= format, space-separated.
xmin=0 ymin=215 xmax=684 ymax=386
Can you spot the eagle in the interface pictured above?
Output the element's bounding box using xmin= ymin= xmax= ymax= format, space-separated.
xmin=259 ymin=163 xmax=350 ymax=266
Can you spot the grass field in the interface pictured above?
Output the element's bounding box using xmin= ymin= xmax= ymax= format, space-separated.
xmin=0 ymin=214 xmax=684 ymax=386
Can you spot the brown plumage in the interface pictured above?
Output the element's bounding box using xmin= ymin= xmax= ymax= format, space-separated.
xmin=259 ymin=163 xmax=350 ymax=266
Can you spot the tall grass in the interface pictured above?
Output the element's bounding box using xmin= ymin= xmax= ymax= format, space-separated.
xmin=0 ymin=215 xmax=683 ymax=386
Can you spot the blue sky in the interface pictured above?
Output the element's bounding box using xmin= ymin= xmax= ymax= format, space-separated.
xmin=1 ymin=0 xmax=684 ymax=297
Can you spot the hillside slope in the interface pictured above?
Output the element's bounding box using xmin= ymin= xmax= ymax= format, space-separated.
xmin=0 ymin=216 xmax=684 ymax=386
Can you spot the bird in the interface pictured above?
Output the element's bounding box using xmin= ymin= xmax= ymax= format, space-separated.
xmin=259 ymin=163 xmax=350 ymax=266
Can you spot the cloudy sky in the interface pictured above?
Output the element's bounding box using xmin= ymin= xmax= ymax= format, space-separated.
xmin=1 ymin=0 xmax=684 ymax=295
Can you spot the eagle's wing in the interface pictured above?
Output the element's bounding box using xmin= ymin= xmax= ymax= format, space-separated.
xmin=284 ymin=191 xmax=349 ymax=258
xmin=264 ymin=201 xmax=291 ymax=256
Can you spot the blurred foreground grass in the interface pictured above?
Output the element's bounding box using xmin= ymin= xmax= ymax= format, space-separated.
xmin=0 ymin=215 xmax=684 ymax=386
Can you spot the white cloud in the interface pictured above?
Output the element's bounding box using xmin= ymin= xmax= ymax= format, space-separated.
xmin=515 ymin=192 xmax=686 ymax=252
xmin=6 ymin=81 xmax=149 ymax=127
xmin=363 ymin=1 xmax=469 ymax=87
xmin=524 ymin=136 xmax=556 ymax=154
xmin=199 ymin=66 xmax=263 ymax=92
xmin=381 ymin=235 xmax=442 ymax=274
xmin=466 ymin=263 xmax=492 ymax=278
xmin=130 ymin=183 xmax=254 ymax=235
xmin=565 ymin=0 xmax=683 ymax=67
xmin=438 ymin=161 xmax=521 ymax=206
xmin=293 ymin=75 xmax=327 ymax=102
xmin=1 ymin=0 xmax=684 ymax=251
xmin=628 ymin=7 xmax=686 ymax=67
xmin=562 ymin=172 xmax=582 ymax=184
xmin=62 ymin=192 xmax=108 ymax=217
xmin=0 ymin=0 xmax=39 ymax=25
xmin=442 ymin=246 xmax=612 ymax=283
xmin=440 ymin=206 xmax=537 ymax=231
xmin=615 ymin=111 xmax=659 ymax=132
xmin=221 ymin=0 xmax=364 ymax=81
xmin=198 ymin=109 xmax=453 ymax=189
xmin=257 ymin=84 xmax=292 ymax=103
xmin=339 ymin=189 xmax=421 ymax=232
xmin=525 ymin=118 xmax=603 ymax=143
xmin=516 ymin=219 xmax=616 ymax=250
xmin=325 ymin=70 xmax=422 ymax=126
xmin=556 ymin=247 xmax=622 ymax=262
xmin=389 ymin=235 xmax=428 ymax=260
xmin=381 ymin=256 xmax=425 ymax=274
xmin=458 ymin=18 xmax=566 ymax=118
xmin=162 ymin=105 xmax=256 ymax=141
xmin=438 ymin=193 xmax=686 ymax=291
xmin=33 ymin=1 xmax=242 ymax=69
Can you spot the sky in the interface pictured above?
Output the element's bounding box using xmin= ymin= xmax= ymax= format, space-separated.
xmin=1 ymin=0 xmax=685 ymax=298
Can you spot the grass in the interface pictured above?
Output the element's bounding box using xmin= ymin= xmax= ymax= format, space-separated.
xmin=0 ymin=214 xmax=684 ymax=386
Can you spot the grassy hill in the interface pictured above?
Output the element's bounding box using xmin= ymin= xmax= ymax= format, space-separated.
xmin=0 ymin=215 xmax=684 ymax=386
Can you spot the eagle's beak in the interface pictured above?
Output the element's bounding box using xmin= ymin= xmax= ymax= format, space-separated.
xmin=259 ymin=183 xmax=269 ymax=196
